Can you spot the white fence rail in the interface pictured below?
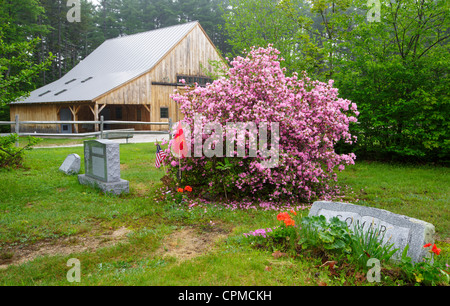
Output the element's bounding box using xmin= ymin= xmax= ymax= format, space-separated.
xmin=0 ymin=115 xmax=173 ymax=147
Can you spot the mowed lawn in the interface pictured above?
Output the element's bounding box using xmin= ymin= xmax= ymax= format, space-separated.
xmin=0 ymin=142 xmax=448 ymax=285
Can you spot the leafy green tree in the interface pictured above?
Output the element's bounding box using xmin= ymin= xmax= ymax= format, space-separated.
xmin=38 ymin=0 xmax=100 ymax=85
xmin=0 ymin=28 xmax=53 ymax=107
xmin=0 ymin=0 xmax=48 ymax=43
xmin=223 ymin=0 xmax=322 ymax=75
xmin=0 ymin=1 xmax=53 ymax=131
xmin=335 ymin=0 xmax=450 ymax=162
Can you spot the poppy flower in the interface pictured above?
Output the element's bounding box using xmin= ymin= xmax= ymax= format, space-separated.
xmin=177 ymin=188 xmax=184 ymax=193
xmin=423 ymin=243 xmax=432 ymax=248
xmin=431 ymin=244 xmax=441 ymax=256
xmin=284 ymin=218 xmax=295 ymax=227
xmin=277 ymin=212 xmax=290 ymax=221
xmin=184 ymin=186 xmax=192 ymax=192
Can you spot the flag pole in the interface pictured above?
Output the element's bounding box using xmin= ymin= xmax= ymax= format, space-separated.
xmin=155 ymin=138 xmax=168 ymax=173
xmin=178 ymin=150 xmax=181 ymax=183
xmin=161 ymin=138 xmax=168 ymax=174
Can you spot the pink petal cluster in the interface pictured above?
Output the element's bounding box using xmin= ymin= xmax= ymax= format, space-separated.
xmin=243 ymin=228 xmax=276 ymax=238
xmin=166 ymin=45 xmax=358 ymax=203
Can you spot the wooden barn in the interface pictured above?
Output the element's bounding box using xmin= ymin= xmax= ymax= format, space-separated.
xmin=10 ymin=21 xmax=223 ymax=133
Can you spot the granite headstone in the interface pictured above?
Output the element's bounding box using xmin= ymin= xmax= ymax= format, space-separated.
xmin=78 ymin=139 xmax=129 ymax=195
xmin=309 ymin=201 xmax=435 ymax=262
xmin=59 ymin=153 xmax=81 ymax=175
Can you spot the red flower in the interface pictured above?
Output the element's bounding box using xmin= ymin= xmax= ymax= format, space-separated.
xmin=423 ymin=243 xmax=432 ymax=248
xmin=177 ymin=188 xmax=184 ymax=193
xmin=431 ymin=244 xmax=441 ymax=256
xmin=277 ymin=211 xmax=295 ymax=227
xmin=284 ymin=218 xmax=295 ymax=227
xmin=290 ymin=210 xmax=297 ymax=216
xmin=277 ymin=212 xmax=290 ymax=221
xmin=184 ymin=186 xmax=192 ymax=192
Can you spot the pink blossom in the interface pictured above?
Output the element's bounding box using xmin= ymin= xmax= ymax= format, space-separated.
xmin=166 ymin=45 xmax=358 ymax=204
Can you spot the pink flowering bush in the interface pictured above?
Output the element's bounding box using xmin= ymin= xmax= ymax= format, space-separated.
xmin=165 ymin=45 xmax=358 ymax=204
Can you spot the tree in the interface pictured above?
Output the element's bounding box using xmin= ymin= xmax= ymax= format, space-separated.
xmin=96 ymin=0 xmax=230 ymax=54
xmin=38 ymin=0 xmax=100 ymax=85
xmin=281 ymin=0 xmax=357 ymax=78
xmin=0 ymin=28 xmax=53 ymax=106
xmin=0 ymin=1 xmax=53 ymax=131
xmin=334 ymin=0 xmax=450 ymax=162
xmin=223 ymin=0 xmax=322 ymax=75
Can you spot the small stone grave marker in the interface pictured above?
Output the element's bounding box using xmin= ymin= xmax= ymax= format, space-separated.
xmin=59 ymin=153 xmax=81 ymax=175
xmin=309 ymin=201 xmax=435 ymax=262
xmin=78 ymin=139 xmax=129 ymax=195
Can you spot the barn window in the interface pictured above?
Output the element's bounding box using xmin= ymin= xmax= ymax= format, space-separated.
xmin=54 ymin=89 xmax=67 ymax=96
xmin=160 ymin=107 xmax=169 ymax=119
xmin=81 ymin=77 xmax=93 ymax=83
xmin=65 ymin=79 xmax=77 ymax=85
xmin=39 ymin=90 xmax=51 ymax=97
xmin=177 ymin=75 xmax=185 ymax=83
xmin=176 ymin=75 xmax=213 ymax=87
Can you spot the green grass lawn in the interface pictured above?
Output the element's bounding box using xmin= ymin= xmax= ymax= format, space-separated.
xmin=0 ymin=142 xmax=448 ymax=286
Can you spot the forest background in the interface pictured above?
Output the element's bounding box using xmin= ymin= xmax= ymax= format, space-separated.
xmin=0 ymin=0 xmax=448 ymax=163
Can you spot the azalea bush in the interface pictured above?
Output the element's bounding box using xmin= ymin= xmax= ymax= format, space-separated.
xmin=166 ymin=45 xmax=358 ymax=203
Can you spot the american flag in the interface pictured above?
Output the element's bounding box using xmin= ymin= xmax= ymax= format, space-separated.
xmin=155 ymin=143 xmax=167 ymax=168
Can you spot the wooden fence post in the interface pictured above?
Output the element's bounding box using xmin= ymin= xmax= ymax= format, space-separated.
xmin=100 ymin=115 xmax=104 ymax=139
xmin=15 ymin=114 xmax=20 ymax=147
xmin=168 ymin=118 xmax=173 ymax=140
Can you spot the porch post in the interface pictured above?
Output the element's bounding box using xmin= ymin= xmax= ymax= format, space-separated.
xmin=143 ymin=104 xmax=151 ymax=130
xmin=69 ymin=105 xmax=80 ymax=133
xmin=94 ymin=103 xmax=99 ymax=132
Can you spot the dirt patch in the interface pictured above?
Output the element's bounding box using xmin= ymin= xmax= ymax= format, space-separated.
xmin=0 ymin=227 xmax=131 ymax=270
xmin=157 ymin=226 xmax=228 ymax=262
xmin=133 ymin=182 xmax=151 ymax=197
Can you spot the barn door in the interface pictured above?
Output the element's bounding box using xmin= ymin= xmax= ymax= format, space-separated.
xmin=60 ymin=108 xmax=72 ymax=134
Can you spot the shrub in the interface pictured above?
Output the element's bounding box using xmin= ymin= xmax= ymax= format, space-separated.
xmin=298 ymin=215 xmax=352 ymax=254
xmin=0 ymin=134 xmax=41 ymax=168
xmin=336 ymin=49 xmax=450 ymax=163
xmin=167 ymin=46 xmax=358 ymax=203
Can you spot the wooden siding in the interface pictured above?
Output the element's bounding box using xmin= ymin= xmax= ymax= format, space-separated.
xmin=95 ymin=72 xmax=151 ymax=106
xmin=150 ymin=24 xmax=222 ymax=83
xmin=10 ymin=104 xmax=59 ymax=133
xmin=148 ymin=24 xmax=222 ymax=130
xmin=150 ymin=85 xmax=183 ymax=131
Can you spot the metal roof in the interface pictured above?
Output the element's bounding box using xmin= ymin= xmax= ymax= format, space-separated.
xmin=13 ymin=21 xmax=199 ymax=104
